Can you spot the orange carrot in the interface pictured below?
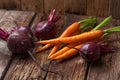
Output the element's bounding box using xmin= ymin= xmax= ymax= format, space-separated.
xmin=49 ymin=43 xmax=79 ymax=59
xmin=35 ymin=44 xmax=52 ymax=53
xmin=48 ymin=26 xmax=80 ymax=57
xmin=36 ymin=30 xmax=103 ymax=44
xmin=49 ymin=37 xmax=102 ymax=60
xmin=48 ymin=45 xmax=59 ymax=57
xmin=53 ymin=44 xmax=82 ymax=60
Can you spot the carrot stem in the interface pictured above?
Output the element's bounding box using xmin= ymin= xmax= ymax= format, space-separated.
xmin=93 ymin=16 xmax=112 ymax=30
xmin=78 ymin=17 xmax=98 ymax=31
xmin=104 ymin=26 xmax=120 ymax=33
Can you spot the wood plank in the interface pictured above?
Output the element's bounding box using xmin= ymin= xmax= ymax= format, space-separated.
xmin=1 ymin=11 xmax=35 ymax=80
xmin=86 ymin=0 xmax=109 ymax=17
xmin=0 ymin=10 xmax=6 ymax=19
xmin=44 ymin=0 xmax=87 ymax=15
xmin=44 ymin=0 xmax=65 ymax=15
xmin=109 ymin=0 xmax=120 ymax=19
xmin=0 ymin=10 xmax=7 ymax=79
xmin=20 ymin=0 xmax=44 ymax=13
xmin=3 ymin=0 xmax=19 ymax=10
xmin=86 ymin=19 xmax=120 ymax=80
xmin=0 ymin=10 xmax=30 ymax=79
xmin=45 ymin=14 xmax=88 ymax=80
xmin=64 ymin=0 xmax=87 ymax=14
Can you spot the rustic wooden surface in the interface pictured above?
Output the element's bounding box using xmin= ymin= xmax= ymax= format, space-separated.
xmin=0 ymin=0 xmax=120 ymax=19
xmin=0 ymin=10 xmax=120 ymax=80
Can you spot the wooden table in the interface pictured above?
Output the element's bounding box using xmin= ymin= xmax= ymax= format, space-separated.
xmin=0 ymin=10 xmax=120 ymax=80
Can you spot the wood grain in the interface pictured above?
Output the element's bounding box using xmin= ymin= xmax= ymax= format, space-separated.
xmin=0 ymin=10 xmax=30 ymax=79
xmin=44 ymin=0 xmax=65 ymax=15
xmin=109 ymin=0 xmax=120 ymax=19
xmin=2 ymin=0 xmax=120 ymax=19
xmin=86 ymin=19 xmax=120 ymax=80
xmin=21 ymin=0 xmax=44 ymax=13
xmin=64 ymin=0 xmax=87 ymax=14
xmin=2 ymin=11 xmax=35 ymax=80
xmin=86 ymin=0 xmax=109 ymax=17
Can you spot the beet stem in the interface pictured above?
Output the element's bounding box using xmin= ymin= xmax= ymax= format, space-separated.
xmin=0 ymin=28 xmax=9 ymax=41
xmin=47 ymin=9 xmax=60 ymax=23
xmin=28 ymin=51 xmax=61 ymax=75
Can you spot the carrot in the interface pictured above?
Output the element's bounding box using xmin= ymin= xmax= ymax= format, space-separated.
xmin=49 ymin=37 xmax=102 ymax=60
xmin=36 ymin=17 xmax=97 ymax=53
xmin=49 ymin=43 xmax=80 ymax=59
xmin=35 ymin=44 xmax=52 ymax=53
xmin=53 ymin=44 xmax=82 ymax=60
xmin=48 ymin=29 xmax=80 ymax=57
xmin=36 ymin=30 xmax=104 ymax=44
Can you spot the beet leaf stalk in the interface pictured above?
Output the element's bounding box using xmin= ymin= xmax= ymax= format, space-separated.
xmin=0 ymin=28 xmax=9 ymax=41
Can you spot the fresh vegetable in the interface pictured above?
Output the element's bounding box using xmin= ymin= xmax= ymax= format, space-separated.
xmin=7 ymin=31 xmax=33 ymax=55
xmin=80 ymin=42 xmax=114 ymax=61
xmin=34 ymin=9 xmax=60 ymax=40
xmin=49 ymin=38 xmax=102 ymax=60
xmin=35 ymin=44 xmax=52 ymax=53
xmin=49 ymin=43 xmax=79 ymax=59
xmin=53 ymin=45 xmax=82 ymax=60
xmin=80 ymin=42 xmax=100 ymax=61
xmin=0 ymin=26 xmax=33 ymax=55
xmin=17 ymin=26 xmax=33 ymax=39
xmin=35 ymin=17 xmax=98 ymax=53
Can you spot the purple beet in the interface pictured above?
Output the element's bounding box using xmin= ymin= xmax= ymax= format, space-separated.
xmin=79 ymin=42 xmax=101 ymax=62
xmin=79 ymin=42 xmax=114 ymax=62
xmin=34 ymin=9 xmax=60 ymax=40
xmin=7 ymin=31 xmax=32 ymax=55
xmin=0 ymin=26 xmax=33 ymax=55
xmin=17 ymin=26 xmax=33 ymax=39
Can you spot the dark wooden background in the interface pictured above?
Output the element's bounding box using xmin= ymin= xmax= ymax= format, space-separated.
xmin=0 ymin=0 xmax=120 ymax=19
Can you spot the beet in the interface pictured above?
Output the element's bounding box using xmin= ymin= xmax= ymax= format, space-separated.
xmin=34 ymin=9 xmax=60 ymax=40
xmin=7 ymin=31 xmax=32 ymax=55
xmin=79 ymin=42 xmax=101 ymax=62
xmin=17 ymin=26 xmax=33 ymax=39
xmin=0 ymin=26 xmax=33 ymax=55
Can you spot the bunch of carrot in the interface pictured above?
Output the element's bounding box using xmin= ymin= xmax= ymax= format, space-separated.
xmin=35 ymin=16 xmax=120 ymax=61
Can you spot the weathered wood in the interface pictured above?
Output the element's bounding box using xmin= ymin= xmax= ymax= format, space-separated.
xmin=86 ymin=19 xmax=120 ymax=80
xmin=86 ymin=0 xmax=109 ymax=17
xmin=44 ymin=0 xmax=65 ymax=15
xmin=44 ymin=0 xmax=87 ymax=15
xmin=109 ymin=0 xmax=120 ymax=19
xmin=20 ymin=0 xmax=44 ymax=13
xmin=3 ymin=0 xmax=120 ymax=19
xmin=64 ymin=0 xmax=87 ymax=14
xmin=0 ymin=10 xmax=24 ymax=79
xmin=4 ymin=0 xmax=19 ymax=10
xmin=0 ymin=11 xmax=35 ymax=80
